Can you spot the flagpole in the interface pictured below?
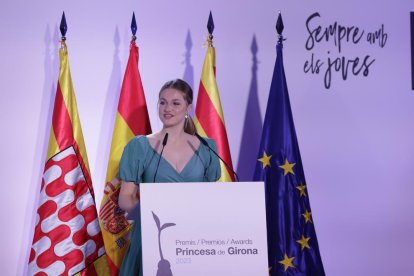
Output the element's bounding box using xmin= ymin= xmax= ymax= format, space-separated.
xmin=276 ymin=11 xmax=284 ymax=44
xmin=131 ymin=12 xmax=137 ymax=41
xmin=60 ymin=11 xmax=67 ymax=41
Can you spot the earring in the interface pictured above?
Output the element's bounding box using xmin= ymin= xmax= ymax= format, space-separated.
xmin=184 ymin=114 xmax=188 ymax=129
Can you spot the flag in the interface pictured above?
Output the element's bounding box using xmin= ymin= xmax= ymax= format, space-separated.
xmin=253 ymin=21 xmax=325 ymax=275
xmin=195 ymin=35 xmax=235 ymax=182
xmin=99 ymin=39 xmax=152 ymax=274
xmin=28 ymin=41 xmax=108 ymax=275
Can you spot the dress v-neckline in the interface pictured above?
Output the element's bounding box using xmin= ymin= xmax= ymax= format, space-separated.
xmin=145 ymin=136 xmax=200 ymax=175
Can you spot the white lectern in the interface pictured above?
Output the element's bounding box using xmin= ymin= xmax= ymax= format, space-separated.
xmin=139 ymin=181 xmax=268 ymax=276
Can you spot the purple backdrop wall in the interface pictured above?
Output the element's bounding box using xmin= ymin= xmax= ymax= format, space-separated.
xmin=1 ymin=0 xmax=413 ymax=275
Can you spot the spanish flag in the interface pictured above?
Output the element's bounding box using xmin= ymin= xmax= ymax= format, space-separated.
xmin=194 ymin=35 xmax=235 ymax=182
xmin=28 ymin=41 xmax=108 ymax=275
xmin=99 ymin=39 xmax=151 ymax=274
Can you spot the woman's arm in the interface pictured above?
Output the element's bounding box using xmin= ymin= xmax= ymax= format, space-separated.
xmin=118 ymin=181 xmax=140 ymax=213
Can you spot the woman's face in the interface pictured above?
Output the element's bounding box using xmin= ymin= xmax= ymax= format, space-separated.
xmin=158 ymin=88 xmax=191 ymax=128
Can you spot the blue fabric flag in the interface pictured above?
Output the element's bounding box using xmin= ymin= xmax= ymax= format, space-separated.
xmin=253 ymin=38 xmax=325 ymax=275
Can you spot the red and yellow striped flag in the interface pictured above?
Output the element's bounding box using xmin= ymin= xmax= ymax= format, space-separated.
xmin=99 ymin=40 xmax=151 ymax=274
xmin=28 ymin=41 xmax=109 ymax=275
xmin=195 ymin=37 xmax=235 ymax=182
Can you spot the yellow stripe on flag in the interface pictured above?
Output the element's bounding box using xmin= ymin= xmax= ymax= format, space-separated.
xmin=194 ymin=116 xmax=206 ymax=136
xmin=194 ymin=113 xmax=233 ymax=182
xmin=200 ymin=47 xmax=226 ymax=124
xmin=99 ymin=219 xmax=132 ymax=269
xmin=73 ymin=254 xmax=110 ymax=276
xmin=219 ymin=164 xmax=232 ymax=182
xmin=105 ymin=112 xmax=136 ymax=183
xmin=195 ymin=40 xmax=235 ymax=182
xmin=58 ymin=47 xmax=90 ymax=173
xmin=99 ymin=114 xmax=136 ymax=271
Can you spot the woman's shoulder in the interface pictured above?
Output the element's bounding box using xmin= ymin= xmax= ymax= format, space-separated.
xmin=128 ymin=135 xmax=149 ymax=144
xmin=195 ymin=135 xmax=218 ymax=155
xmin=125 ymin=135 xmax=150 ymax=152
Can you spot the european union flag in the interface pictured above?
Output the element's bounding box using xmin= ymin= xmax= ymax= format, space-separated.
xmin=253 ymin=14 xmax=325 ymax=275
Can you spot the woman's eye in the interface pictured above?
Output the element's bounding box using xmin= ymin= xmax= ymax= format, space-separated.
xmin=173 ymin=102 xmax=181 ymax=106
xmin=159 ymin=101 xmax=165 ymax=105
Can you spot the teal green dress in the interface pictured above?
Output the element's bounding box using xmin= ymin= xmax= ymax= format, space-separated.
xmin=118 ymin=135 xmax=221 ymax=276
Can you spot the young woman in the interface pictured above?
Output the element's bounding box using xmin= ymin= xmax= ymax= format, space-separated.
xmin=118 ymin=79 xmax=221 ymax=275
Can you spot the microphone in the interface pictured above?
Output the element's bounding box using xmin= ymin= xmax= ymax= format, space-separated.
xmin=153 ymin=133 xmax=169 ymax=182
xmin=195 ymin=133 xmax=239 ymax=182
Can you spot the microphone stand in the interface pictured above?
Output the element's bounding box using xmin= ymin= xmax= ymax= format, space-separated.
xmin=153 ymin=133 xmax=169 ymax=182
xmin=195 ymin=133 xmax=239 ymax=182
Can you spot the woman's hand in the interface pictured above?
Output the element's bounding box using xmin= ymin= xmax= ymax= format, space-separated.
xmin=118 ymin=181 xmax=140 ymax=213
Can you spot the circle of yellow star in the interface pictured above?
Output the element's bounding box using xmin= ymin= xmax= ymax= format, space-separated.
xmin=296 ymin=183 xmax=307 ymax=197
xmin=279 ymin=253 xmax=295 ymax=271
xmin=296 ymin=235 xmax=311 ymax=250
xmin=278 ymin=159 xmax=295 ymax=176
xmin=258 ymin=151 xmax=272 ymax=169
xmin=302 ymin=210 xmax=313 ymax=223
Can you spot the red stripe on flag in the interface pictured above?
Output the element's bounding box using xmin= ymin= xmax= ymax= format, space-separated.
xmin=106 ymin=254 xmax=120 ymax=275
xmin=100 ymin=203 xmax=114 ymax=219
xmin=195 ymin=81 xmax=234 ymax=179
xmin=51 ymin=84 xmax=94 ymax=192
xmin=100 ymin=207 xmax=111 ymax=219
xmin=52 ymin=82 xmax=75 ymax=149
xmin=117 ymin=42 xmax=151 ymax=136
xmin=100 ymin=201 xmax=112 ymax=214
xmin=80 ymin=263 xmax=98 ymax=276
